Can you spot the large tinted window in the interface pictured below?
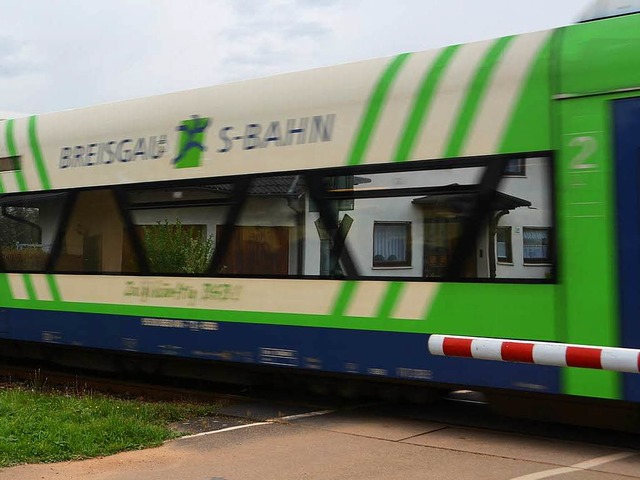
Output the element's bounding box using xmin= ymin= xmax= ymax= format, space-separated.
xmin=0 ymin=154 xmax=555 ymax=282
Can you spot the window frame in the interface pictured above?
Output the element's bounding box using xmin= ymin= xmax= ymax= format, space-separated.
xmin=504 ymin=158 xmax=526 ymax=177
xmin=372 ymin=221 xmax=412 ymax=268
xmin=522 ymin=227 xmax=553 ymax=265
xmin=496 ymin=226 xmax=513 ymax=264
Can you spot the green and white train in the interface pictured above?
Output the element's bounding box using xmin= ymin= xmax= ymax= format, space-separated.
xmin=0 ymin=2 xmax=639 ymax=412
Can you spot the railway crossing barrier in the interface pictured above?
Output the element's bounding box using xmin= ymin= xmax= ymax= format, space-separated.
xmin=428 ymin=335 xmax=640 ymax=373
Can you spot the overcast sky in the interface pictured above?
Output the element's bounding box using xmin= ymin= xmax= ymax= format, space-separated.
xmin=0 ymin=0 xmax=595 ymax=114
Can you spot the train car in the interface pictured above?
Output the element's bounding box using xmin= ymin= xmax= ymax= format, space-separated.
xmin=0 ymin=1 xmax=639 ymax=421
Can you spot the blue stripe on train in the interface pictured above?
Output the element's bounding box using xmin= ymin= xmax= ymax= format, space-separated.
xmin=0 ymin=308 xmax=560 ymax=394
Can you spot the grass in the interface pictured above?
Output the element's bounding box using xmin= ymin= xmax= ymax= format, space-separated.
xmin=0 ymin=380 xmax=219 ymax=467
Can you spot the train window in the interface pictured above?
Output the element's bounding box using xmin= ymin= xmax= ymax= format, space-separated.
xmin=0 ymin=156 xmax=21 ymax=172
xmin=126 ymin=183 xmax=231 ymax=275
xmin=0 ymin=155 xmax=552 ymax=280
xmin=0 ymin=192 xmax=68 ymax=272
xmin=55 ymin=190 xmax=139 ymax=274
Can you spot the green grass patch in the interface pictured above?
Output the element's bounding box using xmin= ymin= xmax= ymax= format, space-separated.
xmin=0 ymin=384 xmax=219 ymax=467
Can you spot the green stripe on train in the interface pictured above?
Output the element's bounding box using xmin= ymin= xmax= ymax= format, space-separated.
xmin=47 ymin=275 xmax=62 ymax=302
xmin=6 ymin=119 xmax=28 ymax=192
xmin=331 ymin=280 xmax=357 ymax=317
xmin=376 ymin=282 xmax=405 ymax=319
xmin=394 ymin=45 xmax=460 ymax=162
xmin=0 ymin=297 xmax=435 ymax=334
xmin=347 ymin=53 xmax=411 ymax=166
xmin=22 ymin=275 xmax=37 ymax=301
xmin=0 ymin=274 xmax=12 ymax=303
xmin=499 ymin=36 xmax=552 ymax=154
xmin=28 ymin=116 xmax=51 ymax=191
xmin=445 ymin=36 xmax=514 ymax=158
xmin=24 ymin=117 xmax=61 ymax=302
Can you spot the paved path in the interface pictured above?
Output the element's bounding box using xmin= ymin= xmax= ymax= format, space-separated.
xmin=2 ymin=403 xmax=639 ymax=480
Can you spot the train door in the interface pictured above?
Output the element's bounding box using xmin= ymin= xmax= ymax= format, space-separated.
xmin=613 ymin=97 xmax=640 ymax=401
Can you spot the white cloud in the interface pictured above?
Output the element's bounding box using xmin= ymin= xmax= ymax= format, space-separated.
xmin=0 ymin=0 xmax=593 ymax=113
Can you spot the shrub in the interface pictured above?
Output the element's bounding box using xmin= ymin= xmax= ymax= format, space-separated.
xmin=142 ymin=219 xmax=213 ymax=274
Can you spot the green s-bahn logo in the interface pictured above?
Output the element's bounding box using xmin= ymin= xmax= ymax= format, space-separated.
xmin=173 ymin=115 xmax=211 ymax=169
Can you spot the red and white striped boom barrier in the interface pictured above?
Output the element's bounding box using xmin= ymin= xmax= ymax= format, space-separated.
xmin=428 ymin=335 xmax=640 ymax=373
